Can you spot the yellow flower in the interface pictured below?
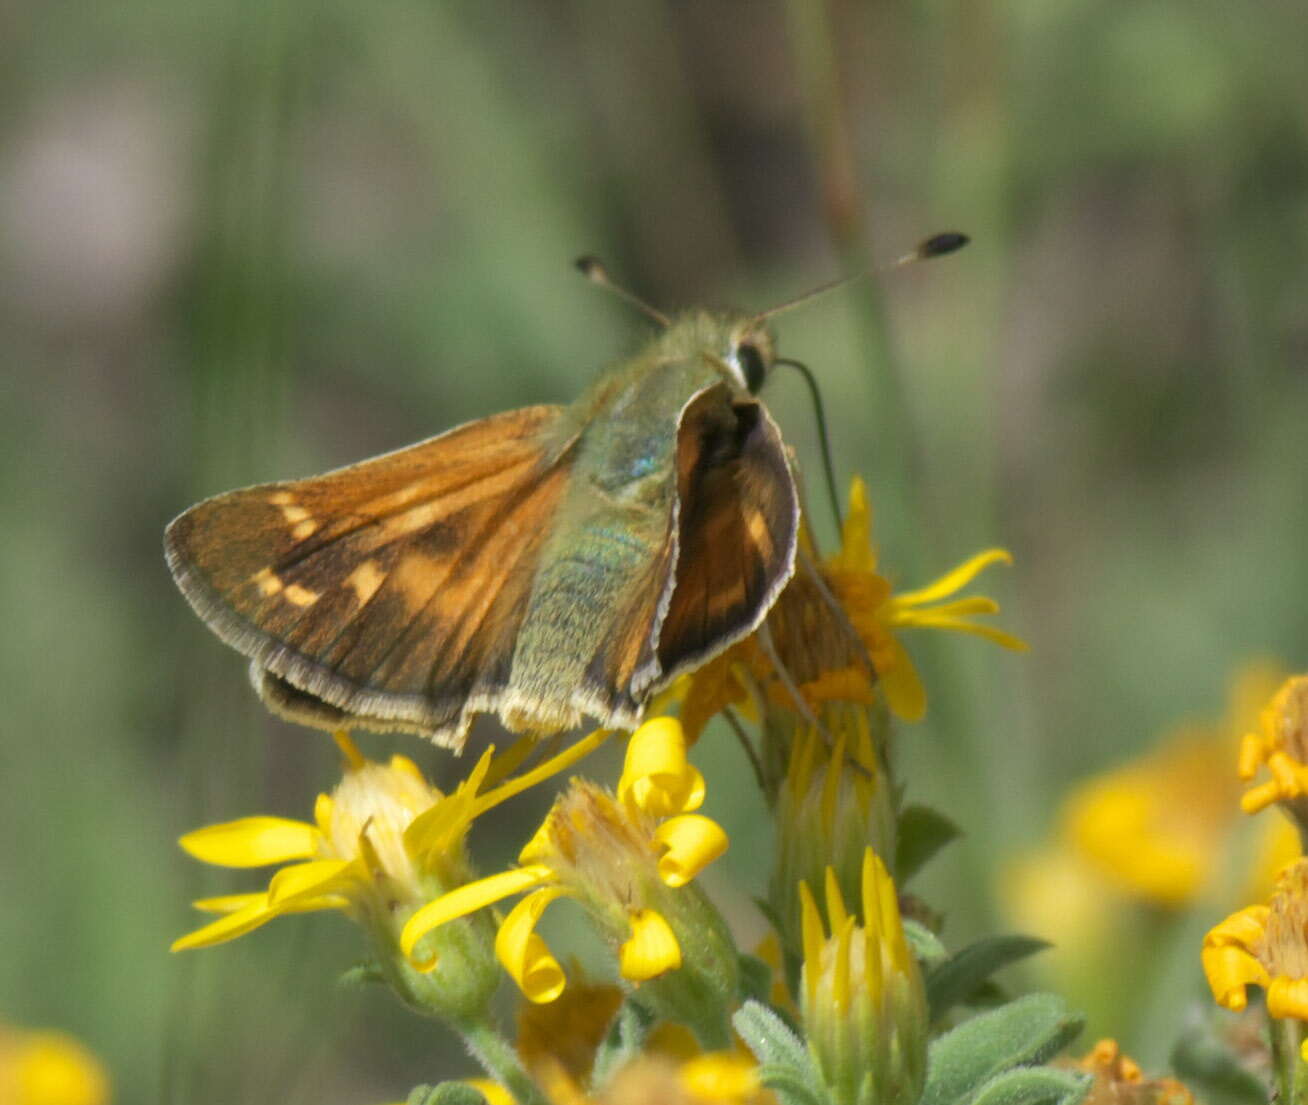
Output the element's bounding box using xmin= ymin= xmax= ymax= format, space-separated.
xmin=469 ymin=975 xmax=772 ymax=1105
xmin=1239 ymin=674 xmax=1308 ymax=835
xmin=173 ymin=727 xmax=611 ymax=1021
xmin=823 ymin=476 xmax=1025 ymax=721
xmin=800 ymin=849 xmax=927 ymax=1105
xmin=174 ymin=728 xmax=610 ymax=950
xmin=1067 ymin=1039 xmax=1194 ymax=1105
xmin=589 ymin=1051 xmax=769 ymax=1105
xmin=517 ymin=980 xmax=625 ymax=1087
xmin=401 ymin=718 xmax=732 ymax=1019
xmin=0 ymin=1028 xmax=110 ymax=1105
xmin=1204 ymin=857 xmax=1308 ymax=1059
xmin=1062 ymin=664 xmax=1297 ymax=908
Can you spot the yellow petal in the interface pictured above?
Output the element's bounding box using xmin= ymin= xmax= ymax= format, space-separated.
xmin=677 ymin=656 xmax=748 ymax=745
xmin=194 ymin=891 xmax=350 ymax=917
xmin=483 ymin=735 xmax=534 ymax=789
xmin=1203 ymin=905 xmax=1270 ymax=949
xmin=313 ymin=793 xmax=334 ymax=837
xmin=892 ymin=548 xmax=1013 ymax=607
xmin=178 ymin=817 xmax=320 ymax=867
xmin=1242 ymin=781 xmax=1284 ymax=815
xmin=401 ymin=865 xmax=553 ymax=965
xmin=171 ymin=897 xmax=282 ymax=951
xmin=832 ymin=915 xmax=855 ymax=1011
xmin=799 ymin=667 xmax=877 ymax=707
xmin=895 ymin=595 xmax=1001 ymax=620
xmin=518 ymin=819 xmax=556 ymax=866
xmin=389 ymin=753 xmax=426 ymax=785
xmin=267 ymin=858 xmax=356 ymax=906
xmin=877 ymin=635 xmax=927 ymax=721
xmin=619 ymin=717 xmax=704 ymax=817
xmin=1201 ymin=945 xmax=1268 ymax=1009
xmin=830 ymin=476 xmax=876 ymax=575
xmin=654 ymin=815 xmax=728 ymax=887
xmin=462 ymin=1080 xmax=517 ymax=1105
xmin=799 ymin=881 xmax=824 ymax=1007
xmin=680 ymin=1051 xmax=760 ymax=1101
xmin=332 ymin=729 xmax=366 ymax=769
xmin=898 ymin=614 xmax=1028 ymax=651
xmin=474 ymin=727 xmax=613 ymax=818
xmin=497 ymin=887 xmax=568 ymax=1003
xmin=1268 ymin=976 xmax=1308 ymax=1020
xmin=406 ymin=745 xmax=496 ymax=860
xmin=824 ymin=867 xmax=848 ymax=934
xmin=1238 ymin=731 xmax=1268 ymax=781
xmin=619 ymin=909 xmax=681 ymax=981
xmin=192 ymin=892 xmax=268 ymax=914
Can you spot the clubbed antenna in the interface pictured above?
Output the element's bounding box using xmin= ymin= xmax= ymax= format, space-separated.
xmin=754 ymin=230 xmax=971 ymax=323
xmin=574 ymin=256 xmax=670 ymax=328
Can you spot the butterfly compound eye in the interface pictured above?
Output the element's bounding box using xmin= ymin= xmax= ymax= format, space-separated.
xmin=737 ymin=342 xmax=767 ymax=393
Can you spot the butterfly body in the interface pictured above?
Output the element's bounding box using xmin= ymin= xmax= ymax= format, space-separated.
xmin=166 ymin=311 xmax=799 ymax=749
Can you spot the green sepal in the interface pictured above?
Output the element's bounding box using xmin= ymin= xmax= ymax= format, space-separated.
xmin=406 ymin=1083 xmax=487 ymax=1105
xmin=338 ymin=959 xmax=387 ymax=987
xmin=920 ymin=993 xmax=1084 ymax=1105
xmin=926 ymin=935 xmax=1050 ymax=1023
xmin=738 ymin=952 xmax=775 ymax=1005
xmin=590 ymin=999 xmax=655 ymax=1091
xmin=896 ymin=805 xmax=962 ymax=882
xmin=904 ymin=918 xmax=950 ymax=969
xmin=1170 ymin=1020 xmax=1270 ymax=1105
xmin=734 ymin=999 xmax=824 ymax=1096
xmin=969 ymin=1067 xmax=1092 ymax=1105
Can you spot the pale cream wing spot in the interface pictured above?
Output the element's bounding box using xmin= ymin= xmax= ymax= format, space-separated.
xmin=280 ymin=504 xmax=311 ymax=524
xmin=291 ymin=519 xmax=319 ymax=540
xmin=745 ymin=509 xmax=774 ymax=560
xmin=283 ymin=583 xmax=320 ymax=607
xmin=345 ymin=560 xmax=387 ymax=606
xmin=372 ymin=463 xmax=536 ymax=542
xmin=390 ymin=552 xmax=449 ymax=615
xmin=252 ymin=567 xmax=283 ymax=597
xmin=267 ymin=491 xmax=295 ymax=506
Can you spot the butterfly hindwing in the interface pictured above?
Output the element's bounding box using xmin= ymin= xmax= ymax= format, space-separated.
xmin=165 ymin=405 xmax=576 ymax=747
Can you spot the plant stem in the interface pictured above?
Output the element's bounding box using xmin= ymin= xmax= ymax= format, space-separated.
xmin=460 ymin=1019 xmax=546 ymax=1105
xmin=1270 ymin=1016 xmax=1308 ymax=1105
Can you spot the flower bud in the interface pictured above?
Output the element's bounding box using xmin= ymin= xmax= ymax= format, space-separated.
xmin=800 ymin=849 xmax=927 ymax=1105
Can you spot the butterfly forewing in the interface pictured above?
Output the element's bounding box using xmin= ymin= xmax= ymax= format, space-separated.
xmin=654 ymin=386 xmax=799 ymax=682
xmin=165 ymin=405 xmax=576 ymax=746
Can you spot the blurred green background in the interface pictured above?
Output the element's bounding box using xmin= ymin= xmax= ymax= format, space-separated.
xmin=3 ymin=0 xmax=1306 ymax=1100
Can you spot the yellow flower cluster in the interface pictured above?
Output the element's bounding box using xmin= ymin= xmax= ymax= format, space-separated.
xmin=400 ymin=717 xmax=729 ymax=1002
xmin=1201 ymin=670 xmax=1308 ymax=1074
xmin=1205 ymin=858 xmax=1308 ymax=1057
xmin=1239 ymin=674 xmax=1308 ymax=830
xmin=1068 ymin=1039 xmax=1194 ymax=1105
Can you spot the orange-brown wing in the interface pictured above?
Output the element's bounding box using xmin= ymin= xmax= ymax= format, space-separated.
xmin=650 ymin=388 xmax=800 ymax=686
xmin=164 ymin=405 xmax=575 ymax=748
xmin=761 ymin=541 xmax=872 ymax=689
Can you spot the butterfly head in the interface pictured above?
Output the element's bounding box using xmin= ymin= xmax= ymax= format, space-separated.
xmin=722 ymin=320 xmax=777 ymax=395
